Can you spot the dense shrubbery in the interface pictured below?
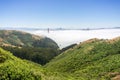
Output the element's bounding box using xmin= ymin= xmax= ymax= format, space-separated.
xmin=0 ymin=30 xmax=60 ymax=65
xmin=0 ymin=48 xmax=69 ymax=80
xmin=0 ymin=48 xmax=42 ymax=80
xmin=46 ymin=38 xmax=120 ymax=79
xmin=1 ymin=34 xmax=120 ymax=80
xmin=1 ymin=46 xmax=60 ymax=65
xmin=33 ymin=37 xmax=59 ymax=49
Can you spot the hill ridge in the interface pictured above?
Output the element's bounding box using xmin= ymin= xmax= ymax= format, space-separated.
xmin=0 ymin=30 xmax=58 ymax=48
xmin=45 ymin=36 xmax=120 ymax=80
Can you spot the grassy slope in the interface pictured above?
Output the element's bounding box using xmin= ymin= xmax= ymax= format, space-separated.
xmin=0 ymin=30 xmax=59 ymax=65
xmin=0 ymin=48 xmax=68 ymax=80
xmin=45 ymin=37 xmax=120 ymax=80
xmin=0 ymin=30 xmax=58 ymax=49
xmin=1 ymin=35 xmax=120 ymax=80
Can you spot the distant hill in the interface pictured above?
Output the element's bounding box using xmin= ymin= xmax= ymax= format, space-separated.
xmin=0 ymin=30 xmax=58 ymax=49
xmin=45 ymin=37 xmax=120 ymax=80
xmin=0 ymin=30 xmax=59 ymax=65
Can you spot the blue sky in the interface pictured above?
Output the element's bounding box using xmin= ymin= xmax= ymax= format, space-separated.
xmin=0 ymin=0 xmax=120 ymax=29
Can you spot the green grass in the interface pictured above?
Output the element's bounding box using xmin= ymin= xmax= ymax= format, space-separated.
xmin=1 ymin=37 xmax=120 ymax=80
xmin=0 ymin=48 xmax=68 ymax=80
xmin=0 ymin=48 xmax=42 ymax=80
xmin=0 ymin=30 xmax=59 ymax=65
xmin=45 ymin=38 xmax=120 ymax=79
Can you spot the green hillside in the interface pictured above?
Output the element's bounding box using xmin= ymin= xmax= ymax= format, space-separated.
xmin=1 ymin=30 xmax=120 ymax=80
xmin=45 ymin=37 xmax=120 ymax=80
xmin=0 ymin=48 xmax=42 ymax=80
xmin=0 ymin=30 xmax=58 ymax=49
xmin=0 ymin=30 xmax=59 ymax=65
xmin=0 ymin=48 xmax=70 ymax=80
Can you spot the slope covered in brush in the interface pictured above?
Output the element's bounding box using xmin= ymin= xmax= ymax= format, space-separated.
xmin=0 ymin=30 xmax=59 ymax=65
xmin=46 ymin=37 xmax=120 ymax=80
xmin=0 ymin=30 xmax=58 ymax=48
xmin=0 ymin=48 xmax=43 ymax=80
xmin=0 ymin=48 xmax=70 ymax=80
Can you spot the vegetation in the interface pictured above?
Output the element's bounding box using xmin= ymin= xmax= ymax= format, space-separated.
xmin=45 ymin=37 xmax=120 ymax=80
xmin=1 ymin=30 xmax=120 ymax=80
xmin=1 ymin=46 xmax=60 ymax=65
xmin=0 ymin=30 xmax=59 ymax=65
xmin=0 ymin=30 xmax=58 ymax=48
xmin=0 ymin=48 xmax=71 ymax=80
xmin=0 ymin=48 xmax=42 ymax=80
